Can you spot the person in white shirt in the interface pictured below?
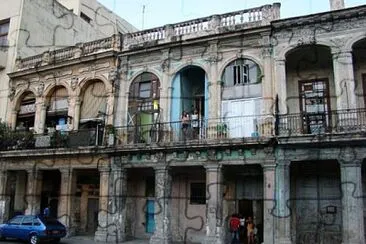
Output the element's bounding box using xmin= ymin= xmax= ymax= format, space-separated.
xmin=191 ymin=109 xmax=199 ymax=139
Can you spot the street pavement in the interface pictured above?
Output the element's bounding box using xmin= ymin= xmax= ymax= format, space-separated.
xmin=0 ymin=235 xmax=150 ymax=244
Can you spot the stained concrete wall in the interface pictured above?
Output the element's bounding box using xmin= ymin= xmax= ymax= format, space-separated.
xmin=0 ymin=0 xmax=136 ymax=123
xmin=126 ymin=170 xmax=206 ymax=242
xmin=290 ymin=161 xmax=342 ymax=244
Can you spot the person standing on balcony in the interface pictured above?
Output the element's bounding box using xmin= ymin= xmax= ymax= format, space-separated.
xmin=191 ymin=108 xmax=199 ymax=139
xmin=181 ymin=111 xmax=190 ymax=140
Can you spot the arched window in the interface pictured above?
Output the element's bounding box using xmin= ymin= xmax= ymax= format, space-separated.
xmin=128 ymin=72 xmax=160 ymax=143
xmin=46 ymin=86 xmax=68 ymax=132
xmin=17 ymin=92 xmax=36 ymax=131
xmin=222 ymin=59 xmax=261 ymax=87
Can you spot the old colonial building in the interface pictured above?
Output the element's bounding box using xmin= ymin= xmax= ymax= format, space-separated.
xmin=0 ymin=0 xmax=136 ymax=123
xmin=1 ymin=0 xmax=366 ymax=244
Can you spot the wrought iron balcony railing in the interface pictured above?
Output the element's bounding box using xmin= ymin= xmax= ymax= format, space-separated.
xmin=112 ymin=115 xmax=275 ymax=146
xmin=277 ymin=108 xmax=366 ymax=137
xmin=2 ymin=109 xmax=366 ymax=152
xmin=0 ymin=127 xmax=105 ymax=151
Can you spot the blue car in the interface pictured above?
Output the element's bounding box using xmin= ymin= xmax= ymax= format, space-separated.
xmin=0 ymin=215 xmax=67 ymax=243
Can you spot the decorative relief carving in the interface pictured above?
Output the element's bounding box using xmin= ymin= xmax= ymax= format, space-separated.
xmin=71 ymin=77 xmax=78 ymax=91
xmin=36 ymin=82 xmax=44 ymax=97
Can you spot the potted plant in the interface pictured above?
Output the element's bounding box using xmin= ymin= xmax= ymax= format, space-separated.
xmin=216 ymin=123 xmax=228 ymax=138
xmin=105 ymin=124 xmax=115 ymax=146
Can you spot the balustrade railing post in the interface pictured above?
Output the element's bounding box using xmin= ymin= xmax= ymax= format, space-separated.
xmin=164 ymin=24 xmax=174 ymax=41
xmin=209 ymin=15 xmax=221 ymax=34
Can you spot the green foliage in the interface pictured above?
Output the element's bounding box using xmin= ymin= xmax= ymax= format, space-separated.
xmin=0 ymin=122 xmax=35 ymax=150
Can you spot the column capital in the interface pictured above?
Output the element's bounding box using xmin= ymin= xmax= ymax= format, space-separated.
xmin=275 ymin=59 xmax=286 ymax=65
xmin=98 ymin=167 xmax=110 ymax=174
xmin=340 ymin=159 xmax=362 ymax=168
xmin=154 ymin=165 xmax=170 ymax=173
xmin=276 ymin=159 xmax=291 ymax=167
xmin=204 ymin=163 xmax=222 ymax=171
xmin=59 ymin=168 xmax=72 ymax=175
xmin=262 ymin=163 xmax=276 ymax=171
xmin=331 ymin=48 xmax=352 ymax=58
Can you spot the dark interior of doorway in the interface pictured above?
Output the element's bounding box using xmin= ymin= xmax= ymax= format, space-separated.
xmin=238 ymin=199 xmax=264 ymax=244
xmin=41 ymin=170 xmax=60 ymax=218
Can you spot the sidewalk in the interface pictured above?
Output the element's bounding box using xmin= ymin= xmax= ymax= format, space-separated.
xmin=61 ymin=236 xmax=149 ymax=244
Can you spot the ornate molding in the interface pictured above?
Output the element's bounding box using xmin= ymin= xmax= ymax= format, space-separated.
xmin=36 ymin=82 xmax=45 ymax=97
xmin=70 ymin=77 xmax=78 ymax=91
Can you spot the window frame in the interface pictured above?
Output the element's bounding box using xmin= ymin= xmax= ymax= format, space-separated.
xmin=0 ymin=19 xmax=10 ymax=47
xmin=8 ymin=216 xmax=23 ymax=225
xmin=224 ymin=59 xmax=261 ymax=87
xmin=21 ymin=216 xmax=34 ymax=226
xmin=189 ymin=182 xmax=206 ymax=205
xmin=139 ymin=81 xmax=152 ymax=99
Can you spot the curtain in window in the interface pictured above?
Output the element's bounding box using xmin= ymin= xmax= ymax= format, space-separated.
xmin=80 ymin=82 xmax=106 ymax=120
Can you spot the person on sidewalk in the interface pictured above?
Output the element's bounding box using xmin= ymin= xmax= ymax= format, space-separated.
xmin=229 ymin=213 xmax=241 ymax=244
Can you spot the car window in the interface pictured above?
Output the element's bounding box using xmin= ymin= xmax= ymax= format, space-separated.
xmin=33 ymin=218 xmax=41 ymax=226
xmin=21 ymin=216 xmax=34 ymax=226
xmin=8 ymin=216 xmax=23 ymax=225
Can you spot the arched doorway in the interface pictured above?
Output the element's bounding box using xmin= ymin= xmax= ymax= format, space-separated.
xmin=285 ymin=45 xmax=334 ymax=134
xmin=127 ymin=72 xmax=160 ymax=143
xmin=170 ymin=66 xmax=208 ymax=140
xmin=221 ymin=58 xmax=262 ymax=138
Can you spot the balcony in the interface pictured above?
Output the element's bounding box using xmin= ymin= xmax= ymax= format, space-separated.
xmin=113 ymin=115 xmax=275 ymax=147
xmin=277 ymin=109 xmax=366 ymax=137
xmin=1 ymin=110 xmax=366 ymax=152
xmin=0 ymin=127 xmax=104 ymax=151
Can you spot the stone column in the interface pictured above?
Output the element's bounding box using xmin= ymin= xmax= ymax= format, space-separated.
xmin=263 ymin=163 xmax=276 ymax=244
xmin=262 ymin=45 xmax=273 ymax=115
xmin=39 ymin=104 xmax=47 ymax=134
xmin=340 ymin=159 xmax=365 ymax=244
xmin=150 ymin=166 xmax=172 ymax=244
xmin=73 ymin=98 xmax=81 ymax=131
xmin=114 ymin=57 xmax=128 ymax=127
xmin=0 ymin=170 xmax=8 ymax=224
xmin=34 ymin=98 xmax=46 ymax=134
xmin=332 ymin=49 xmax=357 ymax=110
xmin=57 ymin=168 xmax=75 ymax=236
xmin=274 ymin=160 xmax=291 ymax=244
xmin=25 ymin=169 xmax=43 ymax=215
xmin=14 ymin=171 xmax=27 ymax=213
xmin=207 ymin=41 xmax=220 ymax=119
xmin=94 ymin=167 xmax=110 ymax=242
xmin=160 ymin=50 xmax=171 ymax=123
xmin=10 ymin=110 xmax=17 ymax=130
xmin=274 ymin=59 xmax=287 ymax=115
xmin=204 ymin=164 xmax=224 ymax=244
xmin=107 ymin=162 xmax=127 ymax=242
xmin=105 ymin=92 xmax=115 ymax=125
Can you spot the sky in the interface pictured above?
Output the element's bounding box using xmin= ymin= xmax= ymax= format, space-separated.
xmin=98 ymin=0 xmax=366 ymax=30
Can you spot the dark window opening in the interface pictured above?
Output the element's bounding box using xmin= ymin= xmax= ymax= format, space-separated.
xmin=224 ymin=59 xmax=260 ymax=87
xmin=0 ymin=19 xmax=9 ymax=47
xmin=190 ymin=183 xmax=206 ymax=205
xmin=80 ymin=12 xmax=91 ymax=23
xmin=233 ymin=64 xmax=250 ymax=85
xmin=145 ymin=177 xmax=155 ymax=197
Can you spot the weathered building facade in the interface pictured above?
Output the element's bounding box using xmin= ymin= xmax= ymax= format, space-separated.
xmin=1 ymin=1 xmax=366 ymax=244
